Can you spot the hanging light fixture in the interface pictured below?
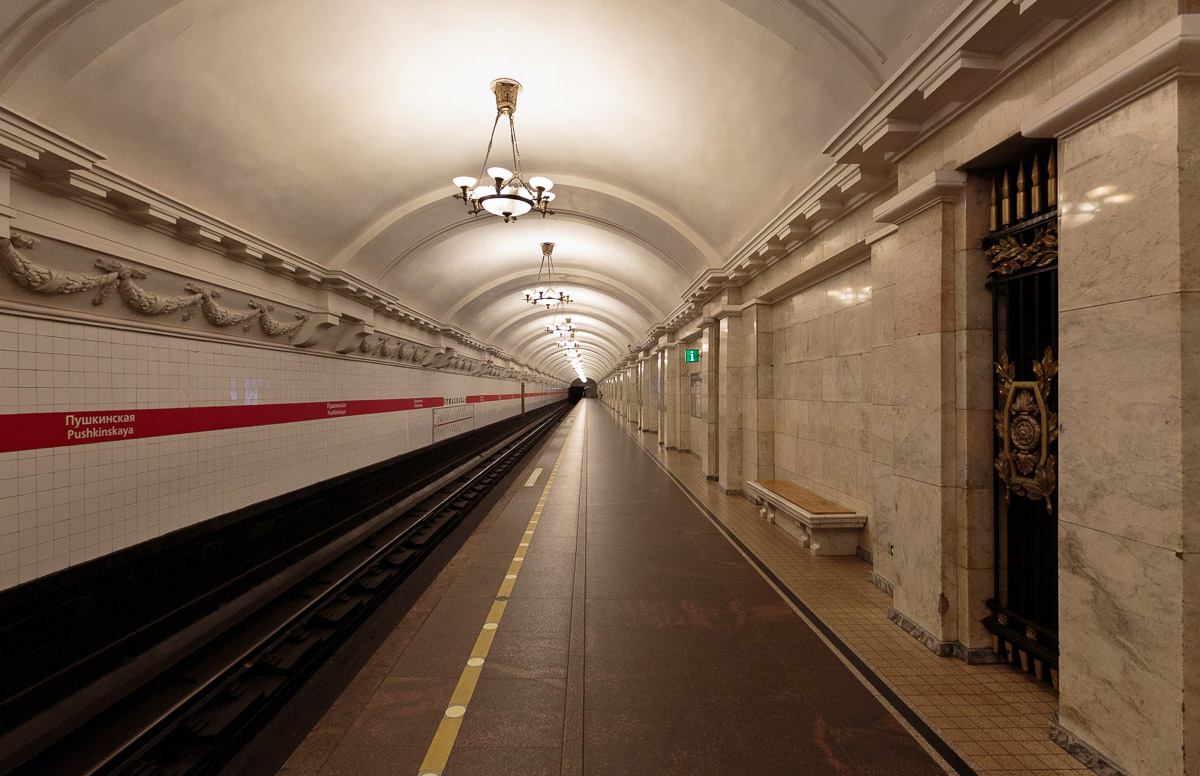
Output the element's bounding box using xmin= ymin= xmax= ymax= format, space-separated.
xmin=523 ymin=242 xmax=570 ymax=308
xmin=451 ymin=78 xmax=556 ymax=223
xmin=545 ymin=301 xmax=576 ymax=338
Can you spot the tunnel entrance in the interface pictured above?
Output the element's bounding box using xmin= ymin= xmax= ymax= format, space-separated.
xmin=568 ymin=377 xmax=598 ymax=402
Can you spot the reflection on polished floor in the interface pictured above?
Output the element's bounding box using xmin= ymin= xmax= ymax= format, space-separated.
xmin=279 ymin=401 xmax=1082 ymax=775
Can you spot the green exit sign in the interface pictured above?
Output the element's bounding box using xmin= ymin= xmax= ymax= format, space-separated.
xmin=684 ymin=349 xmax=701 ymax=363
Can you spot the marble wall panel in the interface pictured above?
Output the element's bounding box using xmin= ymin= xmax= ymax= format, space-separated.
xmin=955 ymin=487 xmax=994 ymax=571
xmin=1060 ymin=84 xmax=1185 ymax=311
xmin=895 ymin=206 xmax=956 ymax=339
xmin=834 ymin=304 xmax=871 ymax=356
xmin=836 ymin=401 xmax=870 ymax=451
xmin=1059 ymin=294 xmax=1183 ymax=551
xmin=807 ymin=314 xmax=836 ymax=360
xmin=956 ymin=408 xmax=994 ymax=491
xmin=869 ymin=403 xmax=894 ymax=467
xmin=955 ymin=565 xmax=992 ymax=649
xmin=871 ymin=462 xmax=896 ymax=580
xmin=869 ymin=284 xmax=895 ymax=350
xmin=955 ymin=328 xmax=993 ymax=412
xmin=821 ymin=354 xmax=864 ymax=403
xmin=892 ymin=475 xmax=957 ymax=642
xmin=867 ymin=346 xmax=894 ymax=408
xmin=1058 ymin=520 xmax=1184 ymax=776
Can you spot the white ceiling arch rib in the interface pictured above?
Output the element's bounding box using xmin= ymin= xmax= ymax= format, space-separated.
xmin=335 ymin=174 xmax=719 ymax=275
xmin=449 ymin=269 xmax=667 ymax=332
xmin=0 ymin=0 xmax=953 ymax=380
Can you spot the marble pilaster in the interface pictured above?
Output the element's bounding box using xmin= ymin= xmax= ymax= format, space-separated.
xmin=872 ymin=171 xmax=966 ymax=651
xmin=701 ymin=320 xmax=720 ymax=479
xmin=717 ymin=311 xmax=743 ymax=494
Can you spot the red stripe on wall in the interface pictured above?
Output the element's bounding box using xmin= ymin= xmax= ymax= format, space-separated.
xmin=0 ymin=389 xmax=569 ymax=454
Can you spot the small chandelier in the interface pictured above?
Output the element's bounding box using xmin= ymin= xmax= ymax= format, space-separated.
xmin=452 ymin=78 xmax=555 ymax=223
xmin=545 ymin=302 xmax=576 ymax=337
xmin=524 ymin=242 xmax=570 ymax=308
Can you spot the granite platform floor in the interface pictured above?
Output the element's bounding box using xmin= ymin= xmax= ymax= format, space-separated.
xmin=277 ymin=401 xmax=952 ymax=775
xmin=615 ymin=407 xmax=1086 ymax=776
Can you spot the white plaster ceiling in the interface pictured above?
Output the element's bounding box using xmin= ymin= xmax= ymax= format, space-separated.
xmin=0 ymin=0 xmax=953 ymax=381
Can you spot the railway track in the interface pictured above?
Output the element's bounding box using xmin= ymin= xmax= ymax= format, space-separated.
xmin=13 ymin=406 xmax=569 ymax=776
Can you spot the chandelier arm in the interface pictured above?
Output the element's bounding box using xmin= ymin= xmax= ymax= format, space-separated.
xmin=508 ymin=113 xmax=523 ymax=180
xmin=476 ymin=111 xmax=504 ymax=186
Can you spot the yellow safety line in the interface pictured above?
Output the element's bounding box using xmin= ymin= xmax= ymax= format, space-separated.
xmin=417 ymin=420 xmax=576 ymax=776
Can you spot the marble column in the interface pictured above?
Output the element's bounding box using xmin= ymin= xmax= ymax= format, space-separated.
xmin=872 ymin=170 xmax=966 ymax=655
xmin=1021 ymin=18 xmax=1200 ymax=775
xmin=700 ymin=319 xmax=720 ymax=479
xmin=866 ymin=224 xmax=898 ymax=593
xmin=676 ymin=341 xmax=693 ymax=453
xmin=661 ymin=341 xmax=682 ymax=449
xmin=740 ymin=302 xmax=775 ymax=483
xmin=638 ymin=353 xmax=658 ymax=433
xmin=717 ymin=310 xmax=744 ymax=494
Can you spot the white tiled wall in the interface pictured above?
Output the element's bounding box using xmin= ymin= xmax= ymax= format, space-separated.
xmin=0 ymin=313 xmax=563 ymax=591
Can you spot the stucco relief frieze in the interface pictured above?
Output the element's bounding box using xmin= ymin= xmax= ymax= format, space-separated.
xmin=1 ymin=233 xmax=536 ymax=379
xmin=1 ymin=233 xmax=308 ymax=338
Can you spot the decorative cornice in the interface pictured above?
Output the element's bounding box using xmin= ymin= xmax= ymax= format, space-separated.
xmin=0 ymin=103 xmax=528 ymax=366
xmin=2 ymin=233 xmax=307 ymax=339
xmin=873 ymin=171 xmax=968 ymax=226
xmin=636 ymin=0 xmax=1107 ymax=353
xmin=0 ymin=233 xmax=549 ymax=381
xmin=822 ymin=0 xmax=1118 ymax=167
xmin=1022 ymin=14 xmax=1200 ymax=138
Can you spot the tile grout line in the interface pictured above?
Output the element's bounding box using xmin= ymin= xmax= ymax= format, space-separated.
xmin=416 ymin=417 xmax=578 ymax=776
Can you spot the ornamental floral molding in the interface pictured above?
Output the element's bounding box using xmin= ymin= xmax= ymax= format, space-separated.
xmin=2 ymin=233 xmax=308 ymax=339
xmin=2 ymin=233 xmax=538 ymax=380
xmin=994 ymin=347 xmax=1059 ymax=514
xmin=985 ymin=224 xmax=1058 ymax=277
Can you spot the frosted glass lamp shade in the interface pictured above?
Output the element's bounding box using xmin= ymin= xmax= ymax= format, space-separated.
xmin=483 ymin=197 xmax=531 ymax=217
xmin=529 ymin=176 xmax=553 ymax=191
xmin=486 ymin=166 xmax=513 ymax=181
xmin=452 ymin=176 xmax=477 ymax=189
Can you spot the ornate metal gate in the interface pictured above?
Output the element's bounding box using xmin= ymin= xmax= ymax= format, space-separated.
xmin=981 ymin=143 xmax=1060 ymax=688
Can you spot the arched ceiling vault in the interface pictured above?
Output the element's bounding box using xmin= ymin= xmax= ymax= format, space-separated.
xmin=0 ymin=0 xmax=953 ymax=379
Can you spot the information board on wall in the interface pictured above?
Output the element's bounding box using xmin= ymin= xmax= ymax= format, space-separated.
xmin=690 ymin=374 xmax=703 ymax=418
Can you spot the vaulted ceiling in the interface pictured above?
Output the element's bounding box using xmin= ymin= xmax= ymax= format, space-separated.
xmin=0 ymin=0 xmax=955 ymax=381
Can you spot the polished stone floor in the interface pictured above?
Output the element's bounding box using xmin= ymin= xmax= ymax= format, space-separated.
xmin=278 ymin=402 xmax=948 ymax=775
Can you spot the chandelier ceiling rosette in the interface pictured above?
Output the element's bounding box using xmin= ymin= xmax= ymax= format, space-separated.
xmin=452 ymin=79 xmax=556 ymax=223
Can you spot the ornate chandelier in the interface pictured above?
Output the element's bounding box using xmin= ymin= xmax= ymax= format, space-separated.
xmin=546 ymin=302 xmax=576 ymax=338
xmin=452 ymin=78 xmax=555 ymax=223
xmin=524 ymin=242 xmax=570 ymax=308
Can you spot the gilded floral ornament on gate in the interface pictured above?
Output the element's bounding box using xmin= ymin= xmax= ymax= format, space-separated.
xmin=986 ymin=224 xmax=1058 ymax=277
xmin=994 ymin=348 xmax=1059 ymax=513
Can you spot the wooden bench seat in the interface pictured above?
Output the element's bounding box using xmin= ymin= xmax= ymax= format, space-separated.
xmin=744 ymin=480 xmax=867 ymax=556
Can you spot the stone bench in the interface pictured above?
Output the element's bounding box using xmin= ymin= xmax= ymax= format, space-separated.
xmin=744 ymin=480 xmax=867 ymax=556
